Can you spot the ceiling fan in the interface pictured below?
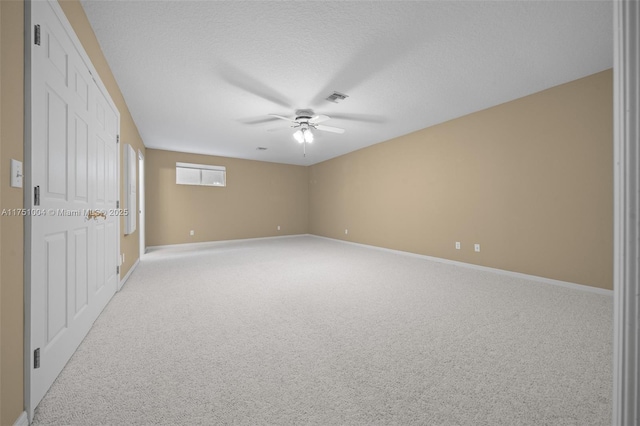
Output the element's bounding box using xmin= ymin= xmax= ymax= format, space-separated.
xmin=268 ymin=109 xmax=345 ymax=145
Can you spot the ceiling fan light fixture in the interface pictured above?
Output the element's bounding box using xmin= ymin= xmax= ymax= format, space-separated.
xmin=304 ymin=128 xmax=314 ymax=143
xmin=293 ymin=129 xmax=304 ymax=144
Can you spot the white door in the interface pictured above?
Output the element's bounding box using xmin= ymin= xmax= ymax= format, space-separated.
xmin=27 ymin=0 xmax=120 ymax=416
xmin=139 ymin=151 xmax=146 ymax=258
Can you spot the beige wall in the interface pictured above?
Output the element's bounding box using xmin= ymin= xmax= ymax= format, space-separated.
xmin=1 ymin=1 xmax=25 ymax=424
xmin=146 ymin=150 xmax=308 ymax=246
xmin=310 ymin=70 xmax=613 ymax=290
xmin=0 ymin=1 xmax=145 ymax=424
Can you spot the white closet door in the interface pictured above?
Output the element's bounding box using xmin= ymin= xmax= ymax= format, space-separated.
xmin=29 ymin=0 xmax=120 ymax=414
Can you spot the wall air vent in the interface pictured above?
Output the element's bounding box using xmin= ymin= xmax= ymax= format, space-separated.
xmin=325 ymin=91 xmax=349 ymax=103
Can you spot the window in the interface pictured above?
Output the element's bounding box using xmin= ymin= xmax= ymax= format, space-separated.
xmin=176 ymin=162 xmax=226 ymax=187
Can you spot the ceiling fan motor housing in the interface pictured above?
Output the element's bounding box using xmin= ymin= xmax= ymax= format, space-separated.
xmin=295 ymin=109 xmax=315 ymax=121
xmin=268 ymin=110 xmax=345 ymax=134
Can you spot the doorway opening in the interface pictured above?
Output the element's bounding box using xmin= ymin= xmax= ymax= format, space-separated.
xmin=139 ymin=150 xmax=145 ymax=258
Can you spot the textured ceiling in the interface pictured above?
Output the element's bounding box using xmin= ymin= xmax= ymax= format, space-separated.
xmin=80 ymin=1 xmax=612 ymax=166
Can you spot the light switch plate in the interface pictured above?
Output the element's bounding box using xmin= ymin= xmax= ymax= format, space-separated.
xmin=10 ymin=159 xmax=23 ymax=188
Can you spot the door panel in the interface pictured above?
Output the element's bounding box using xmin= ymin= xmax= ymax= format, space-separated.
xmin=107 ymin=143 xmax=117 ymax=203
xmin=96 ymin=136 xmax=106 ymax=203
xmin=46 ymin=30 xmax=67 ymax=82
xmin=96 ymin=225 xmax=105 ymax=291
xmin=72 ymin=66 xmax=89 ymax=110
xmin=74 ymin=116 xmax=89 ymax=201
xmin=74 ymin=228 xmax=89 ymax=316
xmin=46 ymin=89 xmax=68 ymax=197
xmin=45 ymin=233 xmax=67 ymax=344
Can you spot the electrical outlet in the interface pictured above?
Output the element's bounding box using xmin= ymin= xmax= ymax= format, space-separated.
xmin=277 ymin=225 xmax=280 ymax=231
xmin=474 ymin=244 xmax=480 ymax=252
xmin=455 ymin=242 xmax=461 ymax=250
xmin=345 ymin=229 xmax=348 ymax=235
xmin=190 ymin=230 xmax=194 ymax=236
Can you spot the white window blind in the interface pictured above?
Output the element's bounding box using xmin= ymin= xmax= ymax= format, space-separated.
xmin=176 ymin=162 xmax=226 ymax=187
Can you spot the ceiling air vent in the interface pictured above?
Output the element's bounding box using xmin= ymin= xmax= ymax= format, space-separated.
xmin=325 ymin=91 xmax=349 ymax=103
xmin=256 ymin=147 xmax=268 ymax=151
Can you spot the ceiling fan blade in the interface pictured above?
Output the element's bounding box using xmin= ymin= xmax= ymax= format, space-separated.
xmin=219 ymin=63 xmax=292 ymax=109
xmin=328 ymin=113 xmax=386 ymax=124
xmin=309 ymin=114 xmax=330 ymax=124
xmin=268 ymin=114 xmax=297 ymax=123
xmin=240 ymin=116 xmax=281 ymax=125
xmin=266 ymin=126 xmax=290 ymax=132
xmin=315 ymin=124 xmax=345 ymax=134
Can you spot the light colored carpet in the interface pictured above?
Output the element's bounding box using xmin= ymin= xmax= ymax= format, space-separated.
xmin=32 ymin=236 xmax=612 ymax=425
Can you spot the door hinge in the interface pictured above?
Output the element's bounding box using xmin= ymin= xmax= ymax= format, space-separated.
xmin=116 ymin=135 xmax=120 ymax=143
xmin=116 ymin=200 xmax=120 ymax=208
xmin=34 ymin=348 xmax=40 ymax=369
xmin=117 ymin=266 xmax=120 ymax=274
xmin=34 ymin=25 xmax=41 ymax=46
xmin=34 ymin=186 xmax=40 ymax=206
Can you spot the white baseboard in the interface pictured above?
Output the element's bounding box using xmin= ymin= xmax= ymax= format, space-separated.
xmin=118 ymin=258 xmax=140 ymax=290
xmin=146 ymin=234 xmax=310 ymax=252
xmin=311 ymin=235 xmax=613 ymax=296
xmin=13 ymin=412 xmax=28 ymax=426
